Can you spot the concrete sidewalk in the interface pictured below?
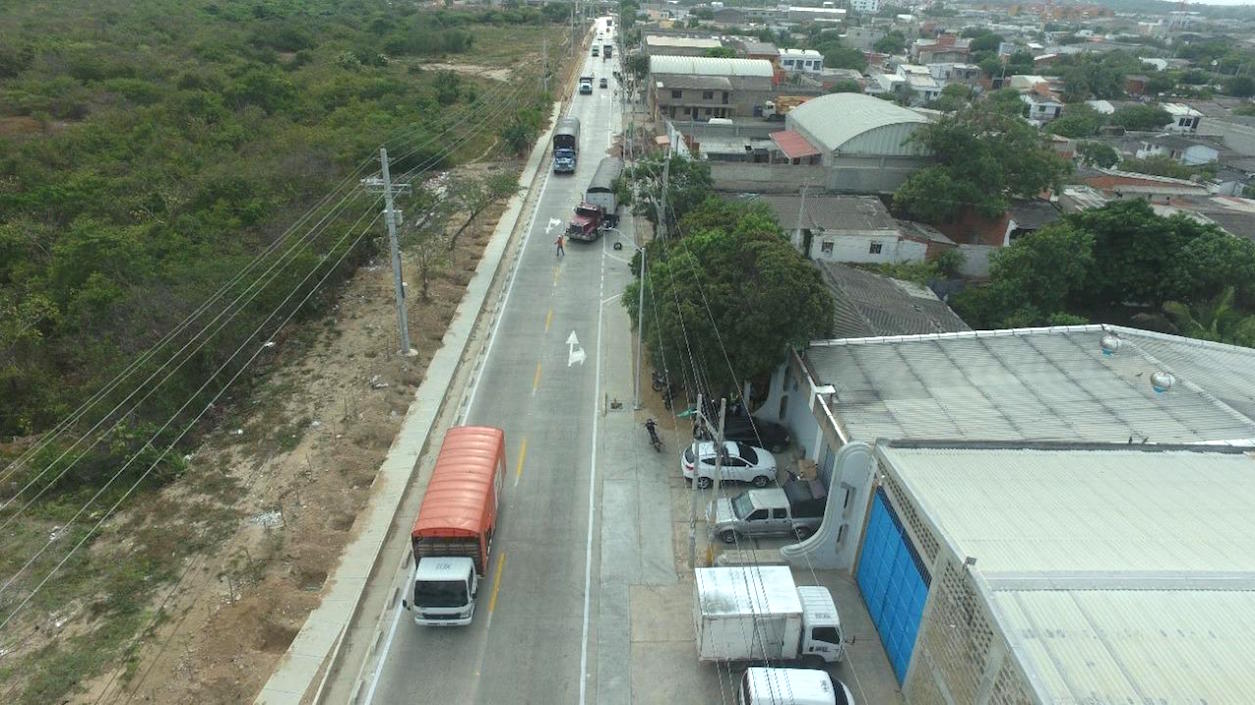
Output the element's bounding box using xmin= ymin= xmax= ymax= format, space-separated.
xmin=253 ymin=106 xmax=560 ymax=705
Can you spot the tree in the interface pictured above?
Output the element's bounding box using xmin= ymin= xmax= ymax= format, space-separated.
xmin=873 ymin=30 xmax=907 ymax=55
xmin=1119 ymin=155 xmax=1197 ymax=180
xmin=705 ymin=46 xmax=736 ymax=58
xmin=892 ymin=107 xmax=1072 ymax=223
xmin=968 ymin=33 xmax=1003 ymax=53
xmin=1076 ymin=141 xmax=1120 ymax=168
xmin=926 ymin=83 xmax=973 ymax=112
xmin=821 ymin=45 xmax=867 ymax=71
xmin=624 ymin=210 xmax=833 ymax=396
xmin=1227 ymin=75 xmax=1255 ymax=98
xmin=1045 ymin=104 xmax=1105 ymax=139
xmin=624 ymin=52 xmax=648 ymax=82
xmin=434 ymin=70 xmax=462 ymax=105
xmin=984 ymin=88 xmax=1028 ymax=117
xmin=827 ymin=79 xmax=863 ymax=94
xmin=618 ymin=154 xmax=714 ymax=234
xmin=1109 ymin=104 xmax=1171 ymax=131
xmin=951 ymin=224 xmax=1096 ymax=327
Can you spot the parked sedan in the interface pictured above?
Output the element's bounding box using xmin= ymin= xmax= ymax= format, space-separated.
xmin=704 ymin=415 xmax=790 ymax=453
xmin=681 ymin=441 xmax=777 ymax=489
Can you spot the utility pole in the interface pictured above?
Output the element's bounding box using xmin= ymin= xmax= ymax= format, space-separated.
xmin=794 ymin=184 xmax=808 ymax=253
xmin=363 ymin=148 xmax=415 ymax=356
xmin=689 ymin=395 xmax=729 ymax=568
xmin=711 ymin=397 xmax=728 ymax=497
xmin=689 ymin=393 xmax=703 ymax=569
xmin=658 ymin=144 xmax=672 ymax=240
xmin=633 ymin=247 xmax=645 ymax=410
xmin=541 ymin=37 xmax=548 ymax=95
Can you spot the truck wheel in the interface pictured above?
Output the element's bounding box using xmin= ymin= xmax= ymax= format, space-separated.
xmin=752 ymin=475 xmax=770 ymax=488
xmin=696 ymin=476 xmax=712 ymax=489
xmin=793 ymin=526 xmax=813 ymax=541
xmin=720 ymin=530 xmax=738 ymax=544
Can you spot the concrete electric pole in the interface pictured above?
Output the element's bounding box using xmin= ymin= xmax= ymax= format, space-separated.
xmin=363 ymin=148 xmax=416 ymax=357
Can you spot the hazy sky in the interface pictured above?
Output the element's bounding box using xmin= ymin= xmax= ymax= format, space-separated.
xmin=1190 ymin=0 xmax=1255 ymax=5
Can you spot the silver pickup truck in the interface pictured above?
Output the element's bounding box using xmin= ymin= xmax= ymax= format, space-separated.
xmin=708 ymin=478 xmax=827 ymax=544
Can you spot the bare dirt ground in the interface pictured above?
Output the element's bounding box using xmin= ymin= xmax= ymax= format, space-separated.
xmin=421 ymin=62 xmax=513 ymax=82
xmin=65 ymin=160 xmax=521 ymax=705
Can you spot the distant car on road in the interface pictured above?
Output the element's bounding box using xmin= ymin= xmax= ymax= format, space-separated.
xmin=599 ymin=77 xmax=608 ymax=88
xmin=682 ymin=441 xmax=776 ymax=489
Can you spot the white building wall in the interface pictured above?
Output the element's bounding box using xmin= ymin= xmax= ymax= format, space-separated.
xmin=811 ymin=233 xmax=927 ymax=264
xmin=850 ymin=0 xmax=881 ymax=13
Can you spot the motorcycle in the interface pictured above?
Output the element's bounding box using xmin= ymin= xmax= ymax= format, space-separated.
xmin=644 ymin=418 xmax=663 ymax=453
xmin=651 ymin=369 xmax=670 ymax=392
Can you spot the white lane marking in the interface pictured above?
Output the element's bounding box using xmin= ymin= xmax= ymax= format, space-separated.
xmin=362 ymin=163 xmax=553 ymax=705
xmin=546 ymin=217 xmax=561 ymax=234
xmin=578 ymin=244 xmax=606 ymax=705
xmin=567 ymin=331 xmax=586 ymax=367
xmin=601 ymin=294 xmax=621 ymax=305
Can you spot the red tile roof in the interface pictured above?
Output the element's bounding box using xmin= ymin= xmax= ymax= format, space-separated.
xmin=770 ymin=130 xmax=821 ymax=159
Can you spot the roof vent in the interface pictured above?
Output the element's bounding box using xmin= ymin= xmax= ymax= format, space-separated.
xmin=1100 ymin=333 xmax=1122 ymax=356
xmin=1151 ymin=371 xmax=1176 ymax=394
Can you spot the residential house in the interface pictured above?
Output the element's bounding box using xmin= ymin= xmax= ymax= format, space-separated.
xmin=778 ymin=48 xmax=825 ymax=74
xmin=926 ymin=62 xmax=981 ymax=87
xmin=1163 ymin=103 xmax=1203 ymax=132
xmin=850 ymin=0 xmax=881 ymax=14
xmin=842 ymin=25 xmax=886 ymax=52
xmin=1008 ymin=74 xmax=1049 ymax=91
xmin=911 ymin=35 xmax=971 ymax=64
xmin=1126 ymin=74 xmax=1150 ymax=97
xmin=895 ymin=64 xmax=942 ymax=105
xmin=1079 ymin=166 xmax=1211 ymax=200
xmin=711 ymin=7 xmax=748 ymax=25
xmin=746 ymin=194 xmax=955 ymax=264
xmin=649 ymin=56 xmax=775 ymax=121
xmin=1021 ymin=93 xmax=1064 ymax=122
xmin=1135 ymin=134 xmax=1219 ymax=165
xmin=735 ymin=39 xmax=779 ymax=63
xmin=785 ymin=6 xmax=847 ymax=23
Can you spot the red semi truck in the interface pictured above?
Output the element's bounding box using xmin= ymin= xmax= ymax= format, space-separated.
xmin=402 ymin=426 xmax=505 ymax=626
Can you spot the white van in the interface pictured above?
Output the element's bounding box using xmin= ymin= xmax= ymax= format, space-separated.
xmin=738 ymin=667 xmax=853 ymax=705
xmin=707 ymin=117 xmax=734 ymax=125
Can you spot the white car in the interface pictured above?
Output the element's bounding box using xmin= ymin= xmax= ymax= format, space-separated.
xmin=681 ymin=441 xmax=776 ymax=489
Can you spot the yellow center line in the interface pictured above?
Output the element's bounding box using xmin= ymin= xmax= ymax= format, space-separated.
xmin=532 ymin=362 xmax=542 ymax=393
xmin=515 ymin=438 xmax=528 ymax=481
xmin=488 ymin=551 xmax=506 ymax=613
xmin=545 ymin=308 xmax=553 ymax=332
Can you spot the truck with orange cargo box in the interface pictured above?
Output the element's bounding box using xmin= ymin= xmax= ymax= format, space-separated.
xmin=401 ymin=426 xmax=505 ymax=626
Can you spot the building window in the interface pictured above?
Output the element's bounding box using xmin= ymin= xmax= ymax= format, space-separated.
xmin=704 ymin=108 xmax=711 ymax=115
xmin=703 ymin=90 xmax=713 ymax=100
xmin=820 ymin=241 xmax=834 ymax=255
xmin=722 ymin=91 xmax=729 ymax=104
xmin=869 ymin=242 xmax=883 ymax=254
xmin=671 ymin=89 xmax=682 ymax=99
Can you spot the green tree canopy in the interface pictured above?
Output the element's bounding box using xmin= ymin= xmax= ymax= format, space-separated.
xmin=873 ymin=30 xmax=907 ymax=55
xmin=1045 ymin=103 xmax=1105 ymax=138
xmin=625 ymin=202 xmax=833 ymax=396
xmin=893 ymin=107 xmax=1072 ymax=223
xmin=1109 ymin=104 xmax=1172 ymax=131
xmin=618 ymin=154 xmax=715 ymax=234
xmin=827 ymin=78 xmax=863 ymax=94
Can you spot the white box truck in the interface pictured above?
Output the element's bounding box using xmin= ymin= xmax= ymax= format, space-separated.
xmin=694 ymin=566 xmax=845 ymax=665
xmin=739 ymin=667 xmax=855 ymax=705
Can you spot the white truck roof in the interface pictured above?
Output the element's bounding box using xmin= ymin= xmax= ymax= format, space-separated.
xmin=741 ymin=667 xmax=843 ymax=705
xmin=797 ymin=585 xmax=840 ymax=630
xmin=695 ymin=566 xmax=801 ymax=617
xmin=415 ymin=556 xmax=475 ymax=581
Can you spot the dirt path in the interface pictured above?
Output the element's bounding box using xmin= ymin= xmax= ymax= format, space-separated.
xmin=68 ymin=162 xmax=520 ymax=705
xmin=422 ymin=62 xmax=514 ymax=82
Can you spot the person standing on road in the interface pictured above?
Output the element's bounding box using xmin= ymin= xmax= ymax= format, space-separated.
xmin=555 ymin=233 xmax=565 ymax=257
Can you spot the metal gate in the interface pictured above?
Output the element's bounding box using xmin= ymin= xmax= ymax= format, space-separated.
xmin=857 ymin=489 xmax=930 ymax=683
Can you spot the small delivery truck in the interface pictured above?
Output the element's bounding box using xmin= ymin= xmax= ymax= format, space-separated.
xmin=402 ymin=426 xmax=505 ymax=626
xmin=694 ymin=566 xmax=845 ymax=665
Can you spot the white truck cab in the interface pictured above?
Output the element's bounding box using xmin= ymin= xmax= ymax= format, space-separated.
xmin=797 ymin=585 xmax=845 ymax=663
xmin=738 ymin=667 xmax=854 ymax=705
xmin=403 ymin=556 xmax=478 ymax=626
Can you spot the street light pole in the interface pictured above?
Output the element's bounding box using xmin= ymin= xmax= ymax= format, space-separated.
xmin=635 ymin=246 xmax=646 ymax=410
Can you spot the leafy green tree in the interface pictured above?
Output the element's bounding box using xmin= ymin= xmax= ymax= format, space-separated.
xmin=821 ymin=45 xmax=867 ymax=71
xmin=952 ymin=223 xmax=1096 ymax=327
xmin=893 ymin=106 xmax=1072 ymax=223
xmin=1161 ymin=286 xmax=1241 ymax=342
xmin=1045 ymin=104 xmax=1105 ymax=138
xmin=434 ymin=70 xmax=462 ymax=105
xmin=1109 ymin=104 xmax=1171 ymax=131
xmin=984 ymin=87 xmax=1028 ymax=117
xmin=625 ymin=52 xmax=649 ymax=82
xmin=1119 ymin=155 xmax=1197 ymax=180
xmin=705 ymin=46 xmax=736 ymax=58
xmin=873 ymin=31 xmax=907 ymax=55
xmin=968 ymin=33 xmax=1003 ymax=53
xmin=624 ymin=207 xmax=833 ymax=396
xmin=1076 ymin=141 xmax=1120 ymax=168
xmin=827 ymin=79 xmax=863 ymax=94
xmin=1226 ymin=75 xmax=1255 ymax=97
xmin=619 ymin=155 xmax=715 ymax=234
xmin=926 ymin=83 xmax=973 ymax=112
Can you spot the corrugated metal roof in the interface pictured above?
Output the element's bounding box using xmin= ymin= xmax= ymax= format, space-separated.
xmin=816 ymin=262 xmax=971 ymax=339
xmin=787 ymin=93 xmax=928 ymax=152
xmin=769 ymin=130 xmax=821 ymax=159
xmin=879 ymin=444 xmax=1255 ymax=704
xmin=807 ymin=325 xmax=1255 ymax=445
xmin=649 ymin=55 xmax=774 ymax=78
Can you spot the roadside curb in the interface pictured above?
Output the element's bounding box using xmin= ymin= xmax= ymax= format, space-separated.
xmin=253 ymin=104 xmax=561 ymax=705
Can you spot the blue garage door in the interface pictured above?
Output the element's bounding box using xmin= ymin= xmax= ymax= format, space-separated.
xmin=856 ymin=489 xmax=930 ymax=683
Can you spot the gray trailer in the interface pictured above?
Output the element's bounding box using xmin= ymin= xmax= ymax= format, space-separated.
xmin=585 ymin=157 xmax=622 ymax=227
xmin=553 ymin=117 xmax=580 ymax=174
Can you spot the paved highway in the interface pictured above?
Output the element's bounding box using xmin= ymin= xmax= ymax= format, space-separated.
xmin=364 ymin=18 xmax=632 ymax=705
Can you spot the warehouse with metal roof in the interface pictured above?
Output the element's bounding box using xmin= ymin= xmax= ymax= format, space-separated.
xmin=858 ymin=441 xmax=1255 ymax=704
xmin=774 ymin=93 xmax=934 ymax=192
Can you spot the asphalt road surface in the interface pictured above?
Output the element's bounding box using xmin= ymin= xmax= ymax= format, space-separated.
xmin=364 ymin=19 xmax=629 ymax=705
